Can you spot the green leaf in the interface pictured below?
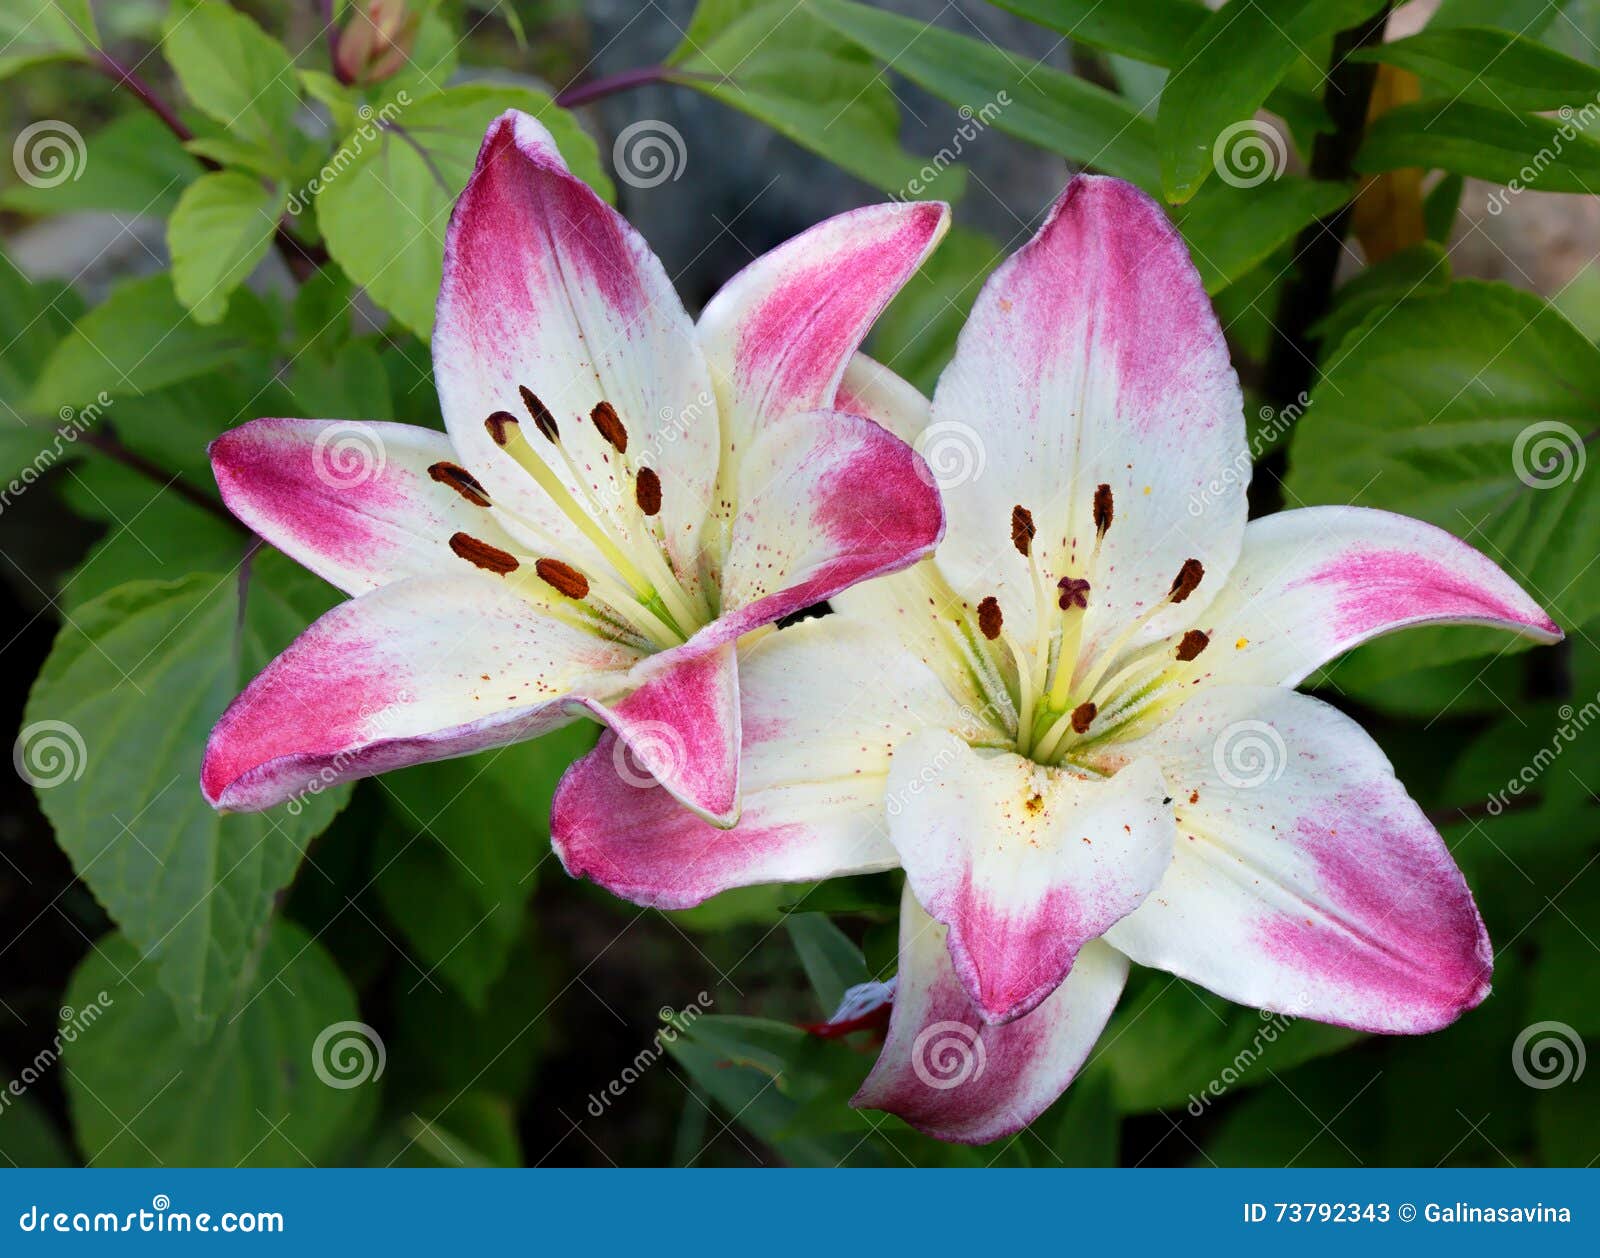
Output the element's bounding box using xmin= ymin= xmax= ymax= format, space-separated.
xmin=63 ymin=924 xmax=372 ymax=1166
xmin=1424 ymin=171 xmax=1465 ymax=242
xmin=868 ymin=225 xmax=1002 ymax=395
xmin=1045 ymin=1066 xmax=1119 ymax=1166
xmin=785 ymin=914 xmax=867 ymax=1016
xmin=671 ymin=0 xmax=962 ymax=199
xmin=26 ymin=273 xmax=274 ymax=415
xmin=24 ymin=560 xmax=349 ymax=1026
xmin=373 ymin=722 xmax=594 ymax=1005
xmin=391 ymin=927 xmax=551 ymax=1097
xmin=315 ymin=85 xmax=609 ymax=338
xmin=0 ymin=0 xmax=96 ymax=81
xmin=1429 ymin=0 xmax=1571 ymax=35
xmin=1358 ymin=101 xmax=1600 ymax=193
xmin=1160 ymin=0 xmax=1387 ymax=202
xmin=1356 ymin=26 xmax=1600 ymax=112
xmin=0 ymin=112 xmax=200 ymax=218
xmin=0 ymin=250 xmax=82 ymax=404
xmin=0 ymin=1087 xmax=73 ymax=1167
xmin=1288 ymin=281 xmax=1600 ymax=661
xmin=988 ymin=0 xmax=1206 ymax=65
xmin=167 ymin=172 xmax=286 ymax=324
xmin=810 ymin=2 xmax=1339 ymax=293
xmin=1178 ymin=176 xmax=1353 ymax=294
xmin=376 ymin=1092 xmax=522 ymax=1167
xmin=666 ymin=1015 xmax=873 ymax=1165
xmin=810 ymin=0 xmax=1157 ymax=188
xmin=1534 ymin=1050 xmax=1600 ymax=1165
xmin=1101 ymin=970 xmax=1360 ymax=1113
xmin=56 ymin=468 xmax=242 ymax=612
xmin=161 ymin=0 xmax=301 ymax=156
xmin=1308 ymin=240 xmax=1452 ymax=353
xmin=288 ymin=341 xmax=394 ymax=419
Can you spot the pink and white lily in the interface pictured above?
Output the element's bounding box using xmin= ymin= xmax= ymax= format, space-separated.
xmin=200 ymin=110 xmax=948 ymax=825
xmin=551 ymin=174 xmax=1562 ymax=1143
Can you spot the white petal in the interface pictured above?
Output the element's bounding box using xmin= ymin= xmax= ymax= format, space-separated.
xmin=1105 ymin=685 xmax=1493 ymax=1033
xmin=852 ymin=884 xmax=1127 ymax=1145
xmin=203 ymin=572 xmax=638 ymax=810
xmin=552 ymin=613 xmax=988 ymax=908
xmin=1180 ymin=506 xmax=1562 ymax=688
xmin=929 ymin=175 xmax=1246 ymax=664
xmin=210 ymin=418 xmax=517 ymax=595
xmin=434 ymin=110 xmax=718 ymax=581
xmin=885 ymin=730 xmax=1170 ymax=1023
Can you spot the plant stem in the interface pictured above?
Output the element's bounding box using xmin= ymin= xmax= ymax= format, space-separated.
xmin=1255 ymin=4 xmax=1392 ymax=512
xmin=554 ymin=64 xmax=673 ymax=109
xmin=89 ymin=49 xmax=329 ymax=275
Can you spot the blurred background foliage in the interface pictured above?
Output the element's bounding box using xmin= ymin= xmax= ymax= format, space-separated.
xmin=0 ymin=0 xmax=1597 ymax=1167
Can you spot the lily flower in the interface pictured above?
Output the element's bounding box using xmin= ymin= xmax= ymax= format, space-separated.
xmin=551 ymin=174 xmax=1562 ymax=1143
xmin=199 ymin=110 xmax=948 ymax=825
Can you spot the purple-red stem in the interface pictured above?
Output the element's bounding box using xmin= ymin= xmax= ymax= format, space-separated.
xmin=555 ymin=64 xmax=678 ymax=109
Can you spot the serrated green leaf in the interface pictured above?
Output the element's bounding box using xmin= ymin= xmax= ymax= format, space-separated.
xmin=63 ymin=923 xmax=371 ymax=1166
xmin=1358 ymin=100 xmax=1600 ymax=192
xmin=0 ymin=0 xmax=96 ymax=81
xmin=26 ymin=273 xmax=275 ymax=415
xmin=0 ymin=112 xmax=200 ymax=218
xmin=161 ymin=0 xmax=302 ymax=156
xmin=1308 ymin=240 xmax=1452 ymax=353
xmin=167 ymin=171 xmax=285 ymax=324
xmin=1288 ymin=282 xmax=1600 ymax=665
xmin=315 ymin=85 xmax=609 ymax=338
xmin=373 ymin=722 xmax=594 ymax=1005
xmin=24 ymin=559 xmax=348 ymax=1026
xmin=1356 ymin=26 xmax=1600 ymax=112
xmin=1159 ymin=0 xmax=1387 ymax=203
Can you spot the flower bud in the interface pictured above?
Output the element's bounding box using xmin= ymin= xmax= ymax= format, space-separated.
xmin=335 ymin=0 xmax=419 ymax=87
